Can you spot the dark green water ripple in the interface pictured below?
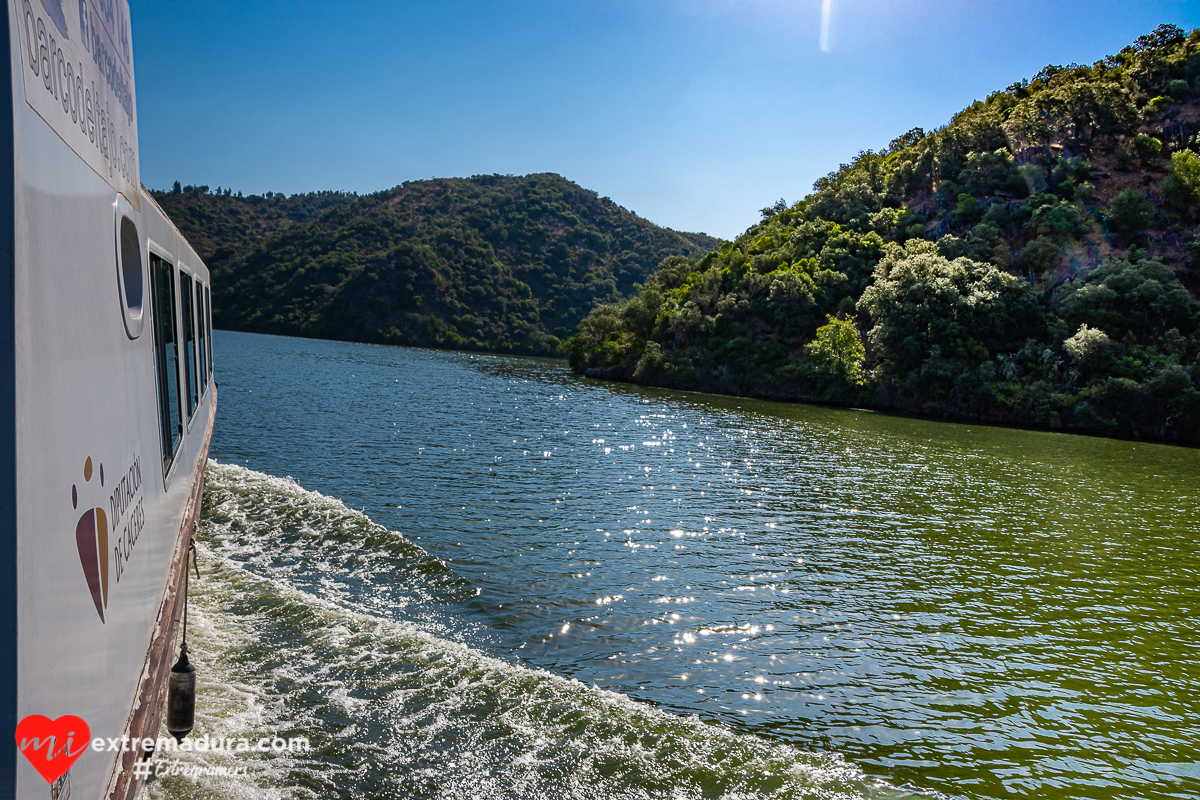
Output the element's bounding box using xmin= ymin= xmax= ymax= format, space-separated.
xmin=155 ymin=331 xmax=1198 ymax=800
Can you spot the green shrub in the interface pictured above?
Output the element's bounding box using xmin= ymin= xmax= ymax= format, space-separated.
xmin=957 ymin=148 xmax=1027 ymax=197
xmin=633 ymin=341 xmax=665 ymax=380
xmin=1052 ymin=156 xmax=1091 ymax=184
xmin=1185 ymin=232 xmax=1200 ymax=271
xmin=1162 ymin=150 xmax=1200 ymax=221
xmin=1056 ymin=257 xmax=1194 ymax=341
xmin=1028 ymin=197 xmax=1088 ymax=240
xmin=1147 ymin=96 xmax=1173 ymax=113
xmin=805 ymin=315 xmax=866 ymax=385
xmin=1104 ymin=189 xmax=1154 ymax=243
xmin=858 ymin=239 xmax=1042 ymax=377
xmin=954 ymin=193 xmax=983 ymax=223
xmin=1017 ymin=235 xmax=1060 ymax=276
xmin=1132 ymin=134 xmax=1162 ymax=164
xmin=1063 ymin=323 xmax=1112 ymax=365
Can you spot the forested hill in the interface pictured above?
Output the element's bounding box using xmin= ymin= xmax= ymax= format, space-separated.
xmin=152 ymin=185 xmax=360 ymax=277
xmin=569 ymin=24 xmax=1200 ymax=444
xmin=152 ymin=174 xmax=718 ymax=355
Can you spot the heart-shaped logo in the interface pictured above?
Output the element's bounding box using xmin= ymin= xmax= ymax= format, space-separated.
xmin=14 ymin=715 xmax=90 ymax=784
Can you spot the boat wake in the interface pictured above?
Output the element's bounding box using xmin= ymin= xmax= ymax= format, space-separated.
xmin=147 ymin=461 xmax=925 ymax=800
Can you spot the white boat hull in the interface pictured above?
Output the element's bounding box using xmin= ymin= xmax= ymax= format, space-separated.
xmin=2 ymin=1 xmax=216 ymax=797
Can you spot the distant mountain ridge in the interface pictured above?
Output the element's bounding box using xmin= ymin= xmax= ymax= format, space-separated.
xmin=152 ymin=174 xmax=718 ymax=355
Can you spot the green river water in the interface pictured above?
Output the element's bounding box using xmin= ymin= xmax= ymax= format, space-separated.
xmin=153 ymin=332 xmax=1199 ymax=800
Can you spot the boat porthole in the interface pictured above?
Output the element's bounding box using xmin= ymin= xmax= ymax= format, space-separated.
xmin=114 ymin=195 xmax=145 ymax=339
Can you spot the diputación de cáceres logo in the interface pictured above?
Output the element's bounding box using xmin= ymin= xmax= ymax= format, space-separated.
xmin=73 ymin=454 xmax=145 ymax=622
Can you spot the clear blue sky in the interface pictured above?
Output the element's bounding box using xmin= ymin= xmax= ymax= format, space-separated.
xmin=129 ymin=1 xmax=1200 ymax=240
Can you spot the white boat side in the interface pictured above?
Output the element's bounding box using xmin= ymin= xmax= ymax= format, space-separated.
xmin=3 ymin=1 xmax=216 ymax=798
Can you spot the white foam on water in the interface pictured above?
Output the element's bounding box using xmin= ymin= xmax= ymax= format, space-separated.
xmin=146 ymin=461 xmax=932 ymax=800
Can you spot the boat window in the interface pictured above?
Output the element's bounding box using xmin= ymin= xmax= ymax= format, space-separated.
xmin=150 ymin=255 xmax=182 ymax=469
xmin=205 ymin=285 xmax=213 ymax=381
xmin=180 ymin=271 xmax=199 ymax=418
xmin=195 ymin=280 xmax=208 ymax=393
xmin=115 ymin=198 xmax=144 ymax=339
xmin=119 ymin=220 xmax=142 ymax=309
xmin=117 ymin=217 xmax=144 ymax=337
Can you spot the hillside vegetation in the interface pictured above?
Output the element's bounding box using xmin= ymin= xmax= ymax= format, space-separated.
xmin=153 ymin=184 xmax=359 ymax=276
xmin=568 ymin=24 xmax=1200 ymax=444
xmin=153 ymin=175 xmax=717 ymax=355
